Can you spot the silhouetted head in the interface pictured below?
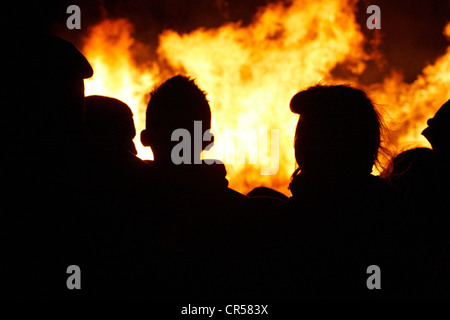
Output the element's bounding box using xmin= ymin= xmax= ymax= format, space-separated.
xmin=384 ymin=147 xmax=437 ymax=190
xmin=422 ymin=99 xmax=450 ymax=161
xmin=7 ymin=35 xmax=93 ymax=197
xmin=141 ymin=75 xmax=213 ymax=163
xmin=85 ymin=95 xmax=137 ymax=155
xmin=383 ymin=147 xmax=441 ymax=217
xmin=289 ymin=84 xmax=383 ymax=177
xmin=20 ymin=35 xmax=93 ymax=150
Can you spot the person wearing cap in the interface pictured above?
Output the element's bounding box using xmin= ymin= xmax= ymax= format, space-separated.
xmin=3 ymin=35 xmax=94 ymax=299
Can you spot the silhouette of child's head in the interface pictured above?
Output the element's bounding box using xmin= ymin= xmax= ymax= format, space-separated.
xmin=85 ymin=95 xmax=137 ymax=155
xmin=422 ymin=99 xmax=450 ymax=159
xmin=141 ymin=75 xmax=212 ymax=162
xmin=290 ymin=84 xmax=383 ymax=176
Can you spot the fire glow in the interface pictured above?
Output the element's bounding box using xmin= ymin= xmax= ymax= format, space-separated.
xmin=82 ymin=0 xmax=450 ymax=195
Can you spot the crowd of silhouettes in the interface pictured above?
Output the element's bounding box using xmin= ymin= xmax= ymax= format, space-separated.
xmin=2 ymin=35 xmax=449 ymax=299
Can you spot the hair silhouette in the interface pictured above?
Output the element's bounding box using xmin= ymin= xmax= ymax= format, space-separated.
xmin=141 ymin=75 xmax=213 ymax=163
xmin=384 ymin=148 xmax=437 ymax=190
xmin=382 ymin=147 xmax=442 ymax=216
xmin=289 ymin=84 xmax=383 ymax=179
xmin=86 ymin=95 xmax=138 ymax=155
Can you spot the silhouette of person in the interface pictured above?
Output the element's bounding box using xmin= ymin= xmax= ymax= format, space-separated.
xmin=3 ymin=34 xmax=93 ymax=299
xmin=267 ymin=84 xmax=400 ymax=298
xmin=132 ymin=75 xmax=247 ymax=299
xmin=287 ymin=85 xmax=393 ymax=216
xmin=383 ymin=147 xmax=439 ymax=214
xmin=82 ymin=95 xmax=152 ymax=297
xmin=382 ymin=147 xmax=448 ymax=297
xmin=422 ymin=99 xmax=450 ymax=190
xmin=421 ymin=99 xmax=450 ymax=297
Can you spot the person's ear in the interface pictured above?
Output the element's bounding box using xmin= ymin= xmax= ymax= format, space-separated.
xmin=141 ymin=129 xmax=151 ymax=147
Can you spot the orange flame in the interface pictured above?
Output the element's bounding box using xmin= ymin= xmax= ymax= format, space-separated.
xmin=82 ymin=0 xmax=450 ymax=196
